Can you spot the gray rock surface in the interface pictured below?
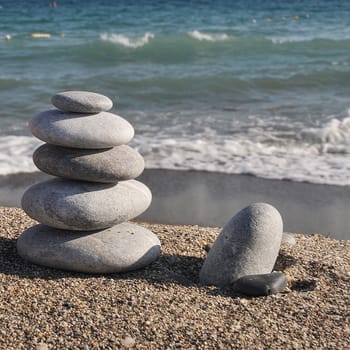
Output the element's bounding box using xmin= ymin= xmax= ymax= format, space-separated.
xmin=51 ymin=91 xmax=113 ymax=113
xmin=17 ymin=223 xmax=161 ymax=274
xmin=232 ymin=272 xmax=287 ymax=296
xmin=199 ymin=203 xmax=283 ymax=286
xmin=21 ymin=178 xmax=152 ymax=230
xmin=29 ymin=110 xmax=134 ymax=149
xmin=33 ymin=144 xmax=145 ymax=183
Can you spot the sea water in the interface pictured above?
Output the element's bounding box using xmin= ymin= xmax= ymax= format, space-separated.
xmin=0 ymin=0 xmax=350 ymax=185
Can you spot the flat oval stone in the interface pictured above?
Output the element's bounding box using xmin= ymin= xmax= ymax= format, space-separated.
xmin=232 ymin=272 xmax=288 ymax=296
xmin=33 ymin=144 xmax=145 ymax=183
xmin=199 ymin=203 xmax=283 ymax=286
xmin=29 ymin=110 xmax=134 ymax=149
xmin=21 ymin=179 xmax=152 ymax=230
xmin=17 ymin=223 xmax=161 ymax=274
xmin=52 ymin=91 xmax=113 ymax=113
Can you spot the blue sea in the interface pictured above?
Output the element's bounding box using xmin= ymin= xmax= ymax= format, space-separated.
xmin=0 ymin=0 xmax=350 ymax=185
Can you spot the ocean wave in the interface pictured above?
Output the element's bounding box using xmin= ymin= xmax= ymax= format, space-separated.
xmin=0 ymin=78 xmax=25 ymax=90
xmin=268 ymin=36 xmax=350 ymax=46
xmin=24 ymin=23 xmax=345 ymax=70
xmin=100 ymin=32 xmax=155 ymax=48
xmin=251 ymin=70 xmax=350 ymax=90
xmin=320 ymin=117 xmax=350 ymax=145
xmin=188 ymin=30 xmax=229 ymax=42
xmin=303 ymin=114 xmax=350 ymax=154
xmin=270 ymin=36 xmax=310 ymax=44
xmin=69 ymin=32 xmax=350 ymax=69
xmin=133 ymin=134 xmax=349 ymax=186
xmin=0 ymin=136 xmax=41 ymax=175
xmin=1 ymin=123 xmax=349 ymax=185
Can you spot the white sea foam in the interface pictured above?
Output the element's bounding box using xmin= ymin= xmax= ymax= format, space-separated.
xmin=131 ymin=134 xmax=350 ymax=186
xmin=303 ymin=115 xmax=350 ymax=154
xmin=270 ymin=34 xmax=350 ymax=44
xmin=0 ymin=136 xmax=41 ymax=175
xmin=100 ymin=32 xmax=155 ymax=48
xmin=188 ymin=30 xmax=229 ymax=42
xmin=1 ymin=116 xmax=350 ymax=186
xmin=270 ymin=36 xmax=308 ymax=44
xmin=129 ymin=112 xmax=350 ymax=186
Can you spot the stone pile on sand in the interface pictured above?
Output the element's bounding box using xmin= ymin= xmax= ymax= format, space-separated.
xmin=17 ymin=91 xmax=160 ymax=273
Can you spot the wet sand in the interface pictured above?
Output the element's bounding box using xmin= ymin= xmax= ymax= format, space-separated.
xmin=1 ymin=169 xmax=349 ymax=240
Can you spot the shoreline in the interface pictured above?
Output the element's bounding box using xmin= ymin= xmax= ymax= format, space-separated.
xmin=0 ymin=206 xmax=349 ymax=349
xmin=1 ymin=169 xmax=349 ymax=240
xmin=139 ymin=169 xmax=350 ymax=240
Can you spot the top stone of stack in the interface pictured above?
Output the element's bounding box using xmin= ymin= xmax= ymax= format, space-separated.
xmin=52 ymin=91 xmax=113 ymax=113
xmin=30 ymin=91 xmax=134 ymax=148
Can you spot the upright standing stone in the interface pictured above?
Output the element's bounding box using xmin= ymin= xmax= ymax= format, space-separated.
xmin=199 ymin=203 xmax=283 ymax=286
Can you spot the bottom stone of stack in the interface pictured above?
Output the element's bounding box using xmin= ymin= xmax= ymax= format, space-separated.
xmin=17 ymin=222 xmax=161 ymax=274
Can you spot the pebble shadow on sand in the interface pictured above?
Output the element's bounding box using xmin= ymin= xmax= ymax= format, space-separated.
xmin=0 ymin=233 xmax=314 ymax=296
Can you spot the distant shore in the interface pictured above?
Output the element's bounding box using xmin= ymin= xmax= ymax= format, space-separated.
xmin=1 ymin=169 xmax=349 ymax=240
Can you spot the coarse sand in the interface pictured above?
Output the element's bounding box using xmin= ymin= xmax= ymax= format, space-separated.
xmin=0 ymin=206 xmax=349 ymax=349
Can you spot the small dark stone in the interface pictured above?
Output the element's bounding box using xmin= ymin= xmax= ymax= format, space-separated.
xmin=232 ymin=272 xmax=287 ymax=297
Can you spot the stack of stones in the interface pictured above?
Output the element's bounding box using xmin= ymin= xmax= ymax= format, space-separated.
xmin=17 ymin=91 xmax=161 ymax=274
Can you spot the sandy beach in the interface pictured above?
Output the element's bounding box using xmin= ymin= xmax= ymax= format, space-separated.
xmin=1 ymin=1 xmax=350 ymax=348
xmin=0 ymin=206 xmax=349 ymax=349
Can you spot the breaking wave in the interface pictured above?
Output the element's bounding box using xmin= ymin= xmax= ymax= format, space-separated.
xmin=3 ymin=108 xmax=349 ymax=186
xmin=100 ymin=32 xmax=155 ymax=48
xmin=188 ymin=30 xmax=229 ymax=42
